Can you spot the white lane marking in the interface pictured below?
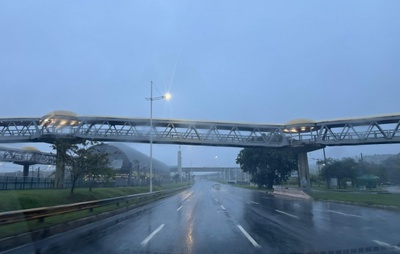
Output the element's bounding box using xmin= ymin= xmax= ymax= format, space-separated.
xmin=329 ymin=210 xmax=362 ymax=218
xmin=140 ymin=224 xmax=165 ymax=246
xmin=372 ymin=240 xmax=400 ymax=252
xmin=237 ymin=225 xmax=261 ymax=248
xmin=275 ymin=209 xmax=299 ymax=219
xmin=250 ymin=201 xmax=259 ymax=205
xmin=177 ymin=206 xmax=183 ymax=211
xmin=221 ymin=205 xmax=226 ymax=210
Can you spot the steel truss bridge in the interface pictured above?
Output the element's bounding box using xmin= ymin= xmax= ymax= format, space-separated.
xmin=1 ymin=112 xmax=400 ymax=187
xmin=0 ymin=113 xmax=400 ymax=149
xmin=0 ymin=146 xmax=55 ymax=165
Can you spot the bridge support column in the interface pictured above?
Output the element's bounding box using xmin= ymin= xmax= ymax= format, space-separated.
xmin=298 ymin=152 xmax=310 ymax=189
xmin=55 ymin=145 xmax=66 ymax=188
xmin=23 ymin=164 xmax=29 ymax=177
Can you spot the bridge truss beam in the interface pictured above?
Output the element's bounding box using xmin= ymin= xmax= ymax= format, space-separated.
xmin=0 ymin=114 xmax=399 ymax=149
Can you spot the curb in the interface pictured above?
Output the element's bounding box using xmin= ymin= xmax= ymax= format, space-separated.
xmin=273 ymin=186 xmax=311 ymax=199
xmin=269 ymin=188 xmax=400 ymax=211
xmin=312 ymin=198 xmax=400 ymax=211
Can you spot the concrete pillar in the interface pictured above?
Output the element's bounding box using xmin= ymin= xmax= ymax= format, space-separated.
xmin=23 ymin=164 xmax=30 ymax=177
xmin=298 ymin=152 xmax=310 ymax=189
xmin=128 ymin=162 xmax=132 ymax=186
xmin=55 ymin=145 xmax=66 ymax=188
xmin=178 ymin=147 xmax=182 ymax=182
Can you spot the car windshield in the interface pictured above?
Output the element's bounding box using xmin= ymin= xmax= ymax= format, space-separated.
xmin=1 ymin=1 xmax=400 ymax=254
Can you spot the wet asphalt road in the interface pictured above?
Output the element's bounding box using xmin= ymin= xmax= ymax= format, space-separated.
xmin=5 ymin=180 xmax=400 ymax=254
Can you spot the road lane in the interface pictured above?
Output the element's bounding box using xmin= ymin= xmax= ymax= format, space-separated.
xmin=17 ymin=181 xmax=260 ymax=254
xmin=4 ymin=180 xmax=400 ymax=254
xmin=212 ymin=182 xmax=400 ymax=252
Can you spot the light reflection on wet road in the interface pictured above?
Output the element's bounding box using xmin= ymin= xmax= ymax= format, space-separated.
xmin=6 ymin=180 xmax=400 ymax=254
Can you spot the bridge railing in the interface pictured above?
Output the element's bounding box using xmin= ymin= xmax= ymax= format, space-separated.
xmin=319 ymin=129 xmax=400 ymax=142
xmin=79 ymin=129 xmax=289 ymax=146
xmin=1 ymin=115 xmax=400 ymax=147
xmin=0 ymin=185 xmax=189 ymax=226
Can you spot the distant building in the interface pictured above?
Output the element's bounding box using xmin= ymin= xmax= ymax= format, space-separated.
xmin=90 ymin=143 xmax=170 ymax=177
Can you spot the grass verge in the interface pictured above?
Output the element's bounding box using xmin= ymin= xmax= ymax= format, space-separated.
xmin=0 ymin=183 xmax=191 ymax=239
xmin=0 ymin=183 xmax=189 ymax=212
xmin=308 ymin=190 xmax=400 ymax=208
xmin=0 ymin=193 xmax=161 ymax=239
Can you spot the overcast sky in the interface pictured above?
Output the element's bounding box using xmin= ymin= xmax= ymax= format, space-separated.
xmin=1 ymin=1 xmax=400 ymax=170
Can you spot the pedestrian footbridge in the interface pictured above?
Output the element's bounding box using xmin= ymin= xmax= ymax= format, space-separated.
xmin=1 ymin=111 xmax=400 ymax=148
xmin=1 ymin=110 xmax=399 ymax=188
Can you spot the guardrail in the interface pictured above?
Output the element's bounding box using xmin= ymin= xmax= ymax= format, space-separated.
xmin=0 ymin=186 xmax=188 ymax=226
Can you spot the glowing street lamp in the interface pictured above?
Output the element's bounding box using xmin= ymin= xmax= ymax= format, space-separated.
xmin=145 ymin=81 xmax=171 ymax=192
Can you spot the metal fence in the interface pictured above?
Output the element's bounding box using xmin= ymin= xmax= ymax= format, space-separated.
xmin=0 ymin=176 xmax=54 ymax=190
xmin=0 ymin=176 xmax=174 ymax=191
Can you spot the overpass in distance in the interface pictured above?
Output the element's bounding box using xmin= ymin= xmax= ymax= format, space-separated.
xmin=1 ymin=111 xmax=400 ymax=187
xmin=0 ymin=146 xmax=55 ymax=165
xmin=171 ymin=166 xmax=250 ymax=182
xmin=0 ymin=146 xmax=55 ymax=177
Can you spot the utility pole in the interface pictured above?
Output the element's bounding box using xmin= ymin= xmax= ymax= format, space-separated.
xmin=178 ymin=146 xmax=182 ymax=182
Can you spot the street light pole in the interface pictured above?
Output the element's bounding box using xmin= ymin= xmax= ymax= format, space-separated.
xmin=149 ymin=81 xmax=153 ymax=192
xmin=146 ymin=81 xmax=171 ymax=193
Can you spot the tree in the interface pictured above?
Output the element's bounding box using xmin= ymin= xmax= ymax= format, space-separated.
xmin=358 ymin=162 xmax=387 ymax=183
xmin=320 ymin=158 xmax=359 ymax=189
xmin=53 ymin=140 xmax=112 ymax=194
xmin=66 ymin=145 xmax=89 ymax=194
xmin=382 ymin=154 xmax=400 ymax=184
xmin=172 ymin=173 xmax=180 ymax=183
xmin=85 ymin=146 xmax=114 ymax=191
xmin=236 ymin=148 xmax=298 ymax=189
